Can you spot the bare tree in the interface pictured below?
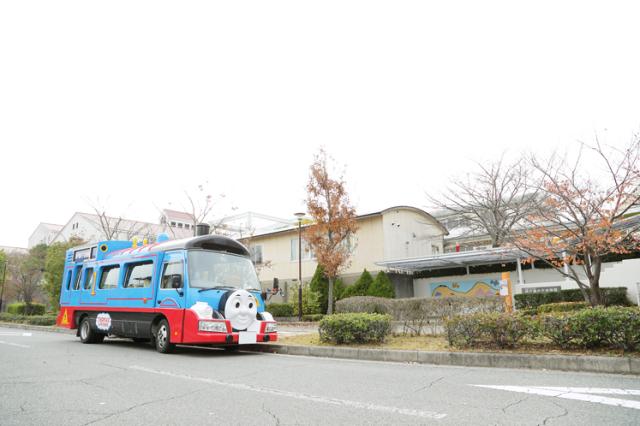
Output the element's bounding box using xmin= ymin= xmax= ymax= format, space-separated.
xmin=304 ymin=149 xmax=358 ymax=315
xmin=6 ymin=245 xmax=47 ymax=310
xmin=87 ymin=198 xmax=151 ymax=241
xmin=427 ymin=154 xmax=539 ymax=247
xmin=513 ymin=136 xmax=640 ymax=305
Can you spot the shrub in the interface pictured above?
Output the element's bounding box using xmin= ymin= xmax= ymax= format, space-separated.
xmin=368 ymin=271 xmax=395 ymax=298
xmin=538 ymin=314 xmax=578 ymax=348
xmin=288 ymin=283 xmax=321 ymax=316
xmin=514 ymin=287 xmax=631 ymax=309
xmin=267 ymin=303 xmax=295 ymax=318
xmin=318 ymin=313 xmax=392 ymax=344
xmin=537 ymin=302 xmax=588 ymax=314
xmin=342 ymin=269 xmax=373 ymax=298
xmin=604 ymin=307 xmax=640 ymax=351
xmin=0 ymin=313 xmax=56 ymax=326
xmin=302 ymin=314 xmax=324 ymax=322
xmin=335 ymin=296 xmax=393 ymax=315
xmin=7 ymin=302 xmax=46 ymax=316
xmin=446 ymin=312 xmax=533 ymax=348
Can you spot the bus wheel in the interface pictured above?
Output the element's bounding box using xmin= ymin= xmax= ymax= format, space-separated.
xmin=154 ymin=319 xmax=175 ymax=354
xmin=224 ymin=345 xmax=240 ymax=352
xmin=79 ymin=317 xmax=96 ymax=344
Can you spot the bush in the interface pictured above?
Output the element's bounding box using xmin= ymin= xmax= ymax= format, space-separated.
xmin=308 ymin=265 xmax=347 ymax=314
xmin=302 ymin=314 xmax=324 ymax=322
xmin=319 ymin=313 xmax=392 ymax=344
xmin=0 ymin=313 xmax=56 ymax=326
xmin=537 ymin=302 xmax=588 ymax=314
xmin=368 ymin=271 xmax=395 ymax=298
xmin=288 ymin=283 xmax=321 ymax=316
xmin=342 ymin=269 xmax=374 ymax=298
xmin=571 ymin=307 xmax=621 ymax=349
xmin=514 ymin=287 xmax=631 ymax=309
xmin=7 ymin=302 xmax=46 ymax=316
xmin=539 ymin=314 xmax=577 ymax=348
xmin=445 ymin=313 xmax=533 ymax=348
xmin=266 ymin=303 xmax=294 ymax=318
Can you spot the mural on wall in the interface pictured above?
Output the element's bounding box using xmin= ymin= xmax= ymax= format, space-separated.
xmin=430 ymin=278 xmax=501 ymax=298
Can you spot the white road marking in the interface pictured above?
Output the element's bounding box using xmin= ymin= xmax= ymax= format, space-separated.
xmin=130 ymin=365 xmax=447 ymax=420
xmin=472 ymin=385 xmax=640 ymax=411
xmin=0 ymin=332 xmax=32 ymax=337
xmin=0 ymin=340 xmax=30 ymax=348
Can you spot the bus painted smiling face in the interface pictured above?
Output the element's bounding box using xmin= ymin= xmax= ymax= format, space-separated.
xmin=223 ymin=289 xmax=258 ymax=331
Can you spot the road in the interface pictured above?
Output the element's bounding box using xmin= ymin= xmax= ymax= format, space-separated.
xmin=1 ymin=326 xmax=639 ymax=425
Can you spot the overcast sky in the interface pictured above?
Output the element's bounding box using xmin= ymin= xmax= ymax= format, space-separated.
xmin=1 ymin=1 xmax=640 ymax=248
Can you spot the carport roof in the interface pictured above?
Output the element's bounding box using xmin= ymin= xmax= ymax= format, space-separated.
xmin=375 ymin=247 xmax=527 ymax=274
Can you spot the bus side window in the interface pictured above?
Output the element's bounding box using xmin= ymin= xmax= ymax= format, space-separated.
xmin=161 ymin=261 xmax=184 ymax=289
xmin=99 ymin=264 xmax=121 ymax=289
xmin=83 ymin=267 xmax=95 ymax=290
xmin=73 ymin=266 xmax=82 ymax=290
xmin=65 ymin=270 xmax=73 ymax=290
xmin=124 ymin=261 xmax=154 ymax=288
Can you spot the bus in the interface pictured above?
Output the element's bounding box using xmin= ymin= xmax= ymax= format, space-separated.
xmin=56 ymin=231 xmax=277 ymax=353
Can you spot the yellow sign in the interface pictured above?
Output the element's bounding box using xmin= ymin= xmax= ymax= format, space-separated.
xmin=61 ymin=309 xmax=69 ymax=325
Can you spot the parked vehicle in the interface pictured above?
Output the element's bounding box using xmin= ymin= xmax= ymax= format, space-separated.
xmin=56 ymin=230 xmax=277 ymax=353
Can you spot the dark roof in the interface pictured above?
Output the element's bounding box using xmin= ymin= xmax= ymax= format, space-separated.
xmin=149 ymin=234 xmax=250 ymax=257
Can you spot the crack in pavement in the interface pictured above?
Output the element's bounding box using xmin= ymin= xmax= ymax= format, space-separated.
xmin=261 ymin=403 xmax=281 ymax=426
xmin=501 ymin=395 xmax=529 ymax=414
xmin=539 ymin=400 xmax=569 ymax=425
xmin=82 ymin=386 xmax=208 ymax=425
xmin=414 ymin=376 xmax=445 ymax=393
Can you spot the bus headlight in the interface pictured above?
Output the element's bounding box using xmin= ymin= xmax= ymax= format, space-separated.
xmin=199 ymin=321 xmax=227 ymax=333
xmin=265 ymin=322 xmax=277 ymax=333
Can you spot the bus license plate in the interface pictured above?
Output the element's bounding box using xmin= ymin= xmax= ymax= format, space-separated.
xmin=238 ymin=332 xmax=257 ymax=344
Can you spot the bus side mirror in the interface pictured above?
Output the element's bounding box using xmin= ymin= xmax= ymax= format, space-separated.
xmin=273 ymin=278 xmax=279 ymax=290
xmin=171 ymin=275 xmax=183 ymax=289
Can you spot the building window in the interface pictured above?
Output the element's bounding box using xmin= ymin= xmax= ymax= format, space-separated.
xmin=290 ymin=238 xmax=314 ymax=261
xmin=251 ymin=245 xmax=263 ymax=264
xmin=171 ymin=221 xmax=176 ymax=227
xmin=432 ymin=245 xmax=440 ymax=254
xmin=177 ymin=223 xmax=183 ymax=228
xmin=124 ymin=261 xmax=154 ymax=288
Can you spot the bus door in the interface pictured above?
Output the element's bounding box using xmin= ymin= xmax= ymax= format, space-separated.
xmin=59 ymin=266 xmax=74 ymax=307
xmin=156 ymin=251 xmax=186 ymax=309
xmin=121 ymin=259 xmax=156 ymax=309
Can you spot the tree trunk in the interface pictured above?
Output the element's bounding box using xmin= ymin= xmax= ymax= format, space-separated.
xmin=588 ymin=277 xmax=603 ymax=306
xmin=327 ymin=277 xmax=334 ymax=315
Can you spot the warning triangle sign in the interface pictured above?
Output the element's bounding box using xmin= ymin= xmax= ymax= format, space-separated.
xmin=61 ymin=309 xmax=69 ymax=325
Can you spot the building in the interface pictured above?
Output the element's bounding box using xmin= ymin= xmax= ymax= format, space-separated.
xmin=0 ymin=245 xmax=28 ymax=255
xmin=239 ymin=206 xmax=448 ymax=299
xmin=28 ymin=223 xmax=64 ymax=248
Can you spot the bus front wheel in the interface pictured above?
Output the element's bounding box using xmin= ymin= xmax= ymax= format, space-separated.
xmin=154 ymin=319 xmax=175 ymax=354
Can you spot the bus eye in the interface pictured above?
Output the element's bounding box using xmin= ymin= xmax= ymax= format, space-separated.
xmin=249 ymin=303 xmax=253 ymax=308
xmin=235 ymin=302 xmax=240 ymax=308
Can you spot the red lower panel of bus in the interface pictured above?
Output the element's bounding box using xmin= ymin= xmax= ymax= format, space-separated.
xmin=56 ymin=306 xmax=277 ymax=345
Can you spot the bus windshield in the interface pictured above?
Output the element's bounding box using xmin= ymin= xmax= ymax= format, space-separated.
xmin=187 ymin=250 xmax=260 ymax=291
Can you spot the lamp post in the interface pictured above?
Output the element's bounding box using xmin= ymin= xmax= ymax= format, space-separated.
xmin=294 ymin=212 xmax=305 ymax=321
xmin=0 ymin=259 xmax=7 ymax=313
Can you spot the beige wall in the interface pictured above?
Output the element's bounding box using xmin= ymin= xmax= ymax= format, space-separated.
xmin=382 ymin=208 xmax=444 ymax=260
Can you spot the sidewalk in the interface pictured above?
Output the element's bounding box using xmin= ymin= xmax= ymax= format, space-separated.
xmin=2 ymin=321 xmax=638 ymax=375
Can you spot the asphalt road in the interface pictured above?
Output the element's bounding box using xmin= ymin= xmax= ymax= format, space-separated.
xmin=1 ymin=326 xmax=639 ymax=425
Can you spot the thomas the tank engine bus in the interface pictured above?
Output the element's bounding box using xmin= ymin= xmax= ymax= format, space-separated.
xmin=56 ymin=226 xmax=277 ymax=353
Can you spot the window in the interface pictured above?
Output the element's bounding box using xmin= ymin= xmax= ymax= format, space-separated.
xmin=171 ymin=221 xmax=176 ymax=227
xmin=124 ymin=261 xmax=154 ymax=288
xmin=250 ymin=245 xmax=263 ymax=264
xmin=161 ymin=261 xmax=184 ymax=289
xmin=290 ymin=238 xmax=314 ymax=261
xmin=99 ymin=265 xmax=120 ymax=289
xmin=73 ymin=266 xmax=82 ymax=290
xmin=83 ymin=268 xmax=95 ymax=290
xmin=177 ymin=223 xmax=183 ymax=228
xmin=65 ymin=270 xmax=73 ymax=290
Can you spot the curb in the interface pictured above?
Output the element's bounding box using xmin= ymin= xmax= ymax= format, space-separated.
xmin=247 ymin=344 xmax=640 ymax=376
xmin=0 ymin=322 xmax=74 ymax=334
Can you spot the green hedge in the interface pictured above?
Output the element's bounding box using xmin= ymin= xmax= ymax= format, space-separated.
xmin=537 ymin=302 xmax=588 ymax=314
xmin=7 ymin=302 xmax=46 ymax=316
xmin=302 ymin=314 xmax=324 ymax=322
xmin=446 ymin=313 xmax=534 ymax=348
xmin=514 ymin=287 xmax=630 ymax=309
xmin=318 ymin=313 xmax=392 ymax=344
xmin=447 ymin=307 xmax=640 ymax=351
xmin=0 ymin=313 xmax=57 ymax=326
xmin=266 ymin=303 xmax=295 ymax=318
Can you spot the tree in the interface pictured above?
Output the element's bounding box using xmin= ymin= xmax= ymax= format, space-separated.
xmin=6 ymin=245 xmax=47 ymax=311
xmin=369 ymin=271 xmax=395 ymax=298
xmin=304 ymin=149 xmax=358 ymax=314
xmin=44 ymin=237 xmax=84 ymax=310
xmin=87 ymin=198 xmax=153 ymax=241
xmin=427 ymin=155 xmax=539 ymax=247
xmin=342 ymin=269 xmax=373 ymax=298
xmin=513 ymin=136 xmax=640 ymax=306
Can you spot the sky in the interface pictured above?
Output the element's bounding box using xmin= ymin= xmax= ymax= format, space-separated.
xmin=1 ymin=1 xmax=640 ymax=248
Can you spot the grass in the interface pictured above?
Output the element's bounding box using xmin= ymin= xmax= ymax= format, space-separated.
xmin=277 ymin=332 xmax=640 ymax=357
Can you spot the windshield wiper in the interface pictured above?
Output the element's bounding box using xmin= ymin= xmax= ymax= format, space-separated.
xmin=198 ymin=285 xmax=235 ymax=293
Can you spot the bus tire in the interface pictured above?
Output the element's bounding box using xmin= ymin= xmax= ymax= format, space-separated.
xmin=224 ymin=345 xmax=240 ymax=351
xmin=79 ymin=317 xmax=97 ymax=344
xmin=154 ymin=319 xmax=175 ymax=354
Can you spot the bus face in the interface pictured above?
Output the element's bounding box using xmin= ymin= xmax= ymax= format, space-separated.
xmin=56 ymin=235 xmax=277 ymax=353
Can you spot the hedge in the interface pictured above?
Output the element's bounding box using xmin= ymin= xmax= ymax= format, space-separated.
xmin=266 ymin=303 xmax=295 ymax=318
xmin=447 ymin=307 xmax=640 ymax=351
xmin=302 ymin=314 xmax=324 ymax=322
xmin=537 ymin=302 xmax=588 ymax=314
xmin=0 ymin=313 xmax=57 ymax=326
xmin=318 ymin=313 xmax=392 ymax=344
xmin=514 ymin=287 xmax=630 ymax=309
xmin=336 ymin=296 xmax=504 ymax=335
xmin=7 ymin=302 xmax=46 ymax=316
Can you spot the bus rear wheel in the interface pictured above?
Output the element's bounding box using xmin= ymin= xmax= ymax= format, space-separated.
xmin=79 ymin=317 xmax=99 ymax=344
xmin=154 ymin=319 xmax=175 ymax=354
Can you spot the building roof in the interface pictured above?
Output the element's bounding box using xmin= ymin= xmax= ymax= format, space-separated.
xmin=162 ymin=209 xmax=194 ymax=222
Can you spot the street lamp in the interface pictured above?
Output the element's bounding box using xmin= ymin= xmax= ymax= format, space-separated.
xmin=0 ymin=259 xmax=7 ymax=313
xmin=294 ymin=212 xmax=305 ymax=321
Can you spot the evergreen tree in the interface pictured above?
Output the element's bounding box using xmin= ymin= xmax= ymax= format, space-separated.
xmin=342 ymin=269 xmax=373 ymax=298
xmin=368 ymin=271 xmax=395 ymax=298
